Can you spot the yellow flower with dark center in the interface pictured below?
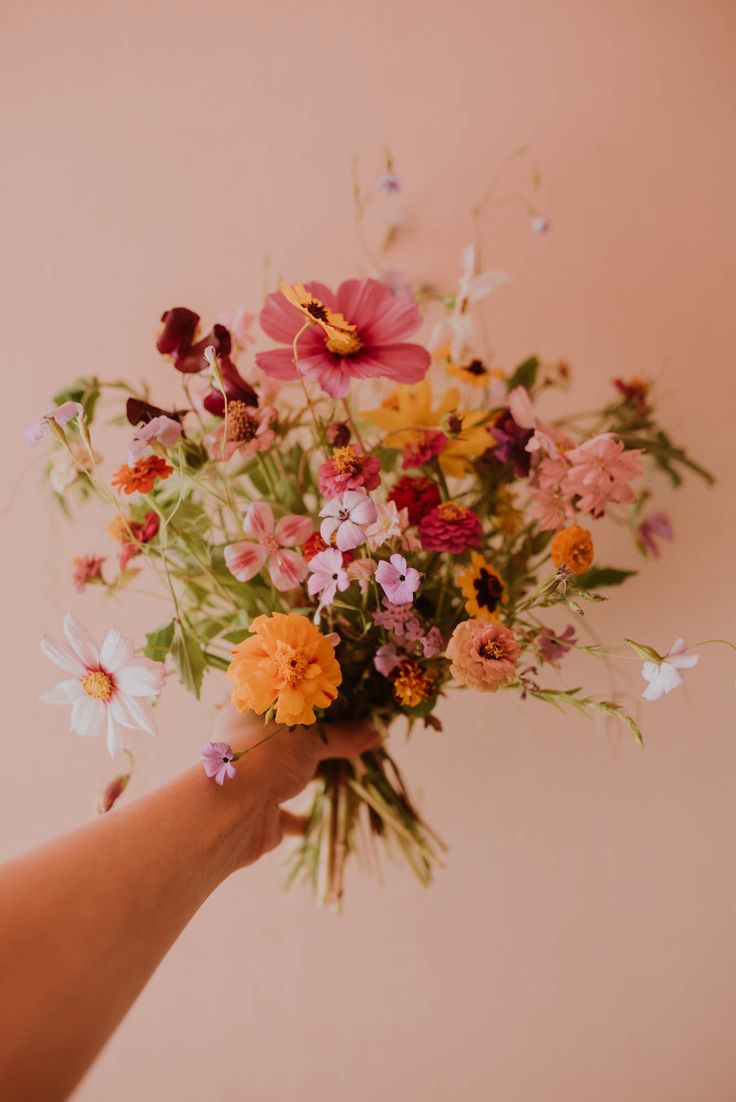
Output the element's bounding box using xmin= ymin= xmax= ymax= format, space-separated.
xmin=362 ymin=379 xmax=489 ymax=478
xmin=458 ymin=552 xmax=506 ymax=620
xmin=392 ymin=659 xmax=435 ymax=709
xmin=447 ymin=358 xmax=505 ymax=390
xmin=280 ymin=283 xmax=363 ymax=355
xmin=550 ymin=524 xmax=594 ymax=575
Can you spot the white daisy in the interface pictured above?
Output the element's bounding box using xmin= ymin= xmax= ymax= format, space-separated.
xmin=40 ymin=614 xmax=165 ymax=756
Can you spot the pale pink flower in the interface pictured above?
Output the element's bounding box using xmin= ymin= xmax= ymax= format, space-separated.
xmin=377 ymin=171 xmax=402 ymax=194
xmin=375 ymin=553 xmax=421 ymax=605
xmin=346 ymin=558 xmax=376 ymax=595
xmin=307 ymin=548 xmax=350 ymax=621
xmin=374 ymin=642 xmax=403 ymax=676
xmin=421 ymin=626 xmax=443 ymax=658
xmin=429 ymin=244 xmax=509 ymax=360
xmin=531 ymin=215 xmax=551 ymax=234
xmin=320 ymin=491 xmax=378 ymax=552
xmin=207 ymin=404 xmax=277 ymax=462
xmin=637 ymin=512 xmax=673 ymax=558
xmin=365 ymin=500 xmax=403 ymax=550
xmin=224 ymin=502 xmax=312 ymax=591
xmin=530 ymin=483 xmax=576 ymax=530
xmin=128 ymin=415 xmax=183 ymax=464
xmin=40 ymin=614 xmax=165 ymax=757
xmin=563 ymin=433 xmax=644 ymax=517
xmin=641 ymin=639 xmax=699 ymax=702
xmin=446 ymin=620 xmax=521 ymax=692
xmin=24 ymin=401 xmax=83 ymax=447
xmin=202 ymin=740 xmax=237 ymax=785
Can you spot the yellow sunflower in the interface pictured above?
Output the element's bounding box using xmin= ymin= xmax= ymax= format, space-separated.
xmin=457 ymin=552 xmax=506 ymax=620
xmin=362 ymin=379 xmax=489 ymax=478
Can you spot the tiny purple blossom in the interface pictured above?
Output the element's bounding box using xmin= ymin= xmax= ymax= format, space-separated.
xmin=531 ymin=215 xmax=551 ymax=233
xmin=375 ymin=553 xmax=421 ymax=605
xmin=421 ymin=626 xmax=443 ymax=658
xmin=374 ymin=642 xmax=403 ymax=676
xmin=307 ymin=547 xmax=350 ymax=622
xmin=128 ymin=415 xmax=183 ymax=464
xmin=202 ymin=740 xmax=237 ymax=785
xmin=319 ymin=491 xmax=378 ymax=552
xmin=24 ymin=401 xmax=83 ymax=447
xmin=637 ymin=512 xmax=673 ymax=559
xmin=377 ymin=171 xmax=402 ymax=194
xmin=537 ymin=625 xmax=577 ymax=665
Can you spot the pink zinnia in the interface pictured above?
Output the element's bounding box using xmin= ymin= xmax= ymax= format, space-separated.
xmin=418 ymin=502 xmax=482 ymax=552
xmin=202 ymin=741 xmax=237 ymax=785
xmin=318 ymin=445 xmax=381 ymax=498
xmin=256 ymin=278 xmax=430 ymax=399
xmin=375 ymin=553 xmax=421 ymax=605
xmin=562 ymin=433 xmax=643 ymax=517
xmin=224 ymin=502 xmax=312 ymax=591
xmin=446 ymin=620 xmax=521 ymax=692
xmin=401 ymin=429 xmax=447 ymax=470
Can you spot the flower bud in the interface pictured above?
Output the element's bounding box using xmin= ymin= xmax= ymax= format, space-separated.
xmin=325 ymin=421 xmax=351 ymax=448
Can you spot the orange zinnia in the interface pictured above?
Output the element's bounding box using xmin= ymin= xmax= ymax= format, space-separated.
xmin=112 ymin=456 xmax=174 ymax=495
xmin=550 ymin=524 xmax=594 ymax=575
xmin=227 ymin=612 xmax=342 ymax=727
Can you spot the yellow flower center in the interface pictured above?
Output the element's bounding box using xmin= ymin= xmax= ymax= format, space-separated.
xmin=331 ymin=446 xmax=362 ymax=475
xmin=225 ymin=400 xmax=258 ymax=443
xmin=478 ymin=640 xmax=505 ymax=661
xmin=273 ymin=642 xmax=311 ymax=687
xmin=82 ymin=670 xmax=114 ymax=701
xmin=438 ymin=502 xmax=465 ymax=521
xmin=324 ymin=329 xmax=363 ymax=356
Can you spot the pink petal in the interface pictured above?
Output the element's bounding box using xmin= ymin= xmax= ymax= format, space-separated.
xmin=353 ymin=343 xmax=430 ymax=385
xmin=349 ymin=497 xmax=378 ymax=526
xmin=269 ymin=548 xmax=307 ymax=591
xmin=63 ymin=614 xmax=100 ymax=668
xmin=23 ymin=421 xmax=47 ymax=447
xmin=335 ymin=520 xmax=366 ymax=552
xmin=275 ymin=513 xmax=313 ymax=547
xmin=508 ymin=387 xmax=536 ymax=429
xmin=319 ymin=516 xmax=341 ymax=542
xmin=243 ymin=501 xmax=274 ymax=540
xmin=224 ymin=541 xmax=268 ymax=582
xmin=255 ymin=348 xmax=300 ymax=381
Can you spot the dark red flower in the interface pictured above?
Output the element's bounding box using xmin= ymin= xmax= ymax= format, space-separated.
xmin=156 ymin=307 xmax=258 ymax=414
xmin=126 ymin=397 xmax=186 ymax=428
xmin=388 ymin=475 xmax=441 ymax=526
xmin=418 ymin=502 xmax=482 ymax=552
xmin=489 ymin=410 xmax=534 ymax=477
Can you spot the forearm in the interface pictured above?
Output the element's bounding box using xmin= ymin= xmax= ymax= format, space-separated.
xmin=0 ymin=760 xmax=260 ymax=1102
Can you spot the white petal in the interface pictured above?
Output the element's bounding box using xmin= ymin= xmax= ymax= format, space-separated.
xmin=670 ymin=654 xmax=699 ymax=671
xmin=40 ymin=636 xmax=86 ymax=676
xmin=39 ymin=678 xmax=83 ymax=705
xmin=71 ymin=696 xmax=107 ymax=738
xmin=100 ymin=628 xmax=135 ymax=673
xmin=106 ymin=713 xmax=125 ymax=758
xmin=115 ymin=659 xmax=165 ymax=698
xmin=111 ymin=693 xmax=157 ymax=736
xmin=63 ymin=614 xmax=100 ymax=667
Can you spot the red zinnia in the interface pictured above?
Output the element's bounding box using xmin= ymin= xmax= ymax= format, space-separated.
xmin=301 ymin=531 xmax=353 ymax=566
xmin=388 ymin=475 xmax=441 ymax=526
xmin=418 ymin=502 xmax=482 ymax=552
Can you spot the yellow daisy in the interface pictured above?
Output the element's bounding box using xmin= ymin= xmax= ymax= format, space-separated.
xmin=457 ymin=552 xmax=506 ymax=620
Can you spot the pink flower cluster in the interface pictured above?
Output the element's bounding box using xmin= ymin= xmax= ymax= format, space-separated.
xmin=373 ymin=598 xmax=442 ymax=675
xmin=531 ymin=432 xmax=644 ymax=529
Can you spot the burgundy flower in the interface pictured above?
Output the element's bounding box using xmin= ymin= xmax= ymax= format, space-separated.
xmin=489 ymin=410 xmax=534 ymax=477
xmin=126 ymin=397 xmax=186 ymax=428
xmin=387 ymin=475 xmax=441 ymax=526
xmin=418 ymin=502 xmax=482 ymax=552
xmin=202 ymin=356 xmax=258 ymax=417
xmin=155 ymin=307 xmax=258 ymax=413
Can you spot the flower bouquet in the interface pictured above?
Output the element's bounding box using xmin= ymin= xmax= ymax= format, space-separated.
xmin=29 ymin=174 xmax=718 ymax=906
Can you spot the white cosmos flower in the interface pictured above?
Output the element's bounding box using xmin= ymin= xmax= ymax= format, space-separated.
xmin=641 ymin=638 xmax=699 ymax=702
xmin=40 ymin=614 xmax=166 ymax=756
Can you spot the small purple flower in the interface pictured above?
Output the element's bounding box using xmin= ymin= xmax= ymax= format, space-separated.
xmin=636 ymin=512 xmax=673 ymax=559
xmin=377 ymin=172 xmax=402 ymax=195
xmin=128 ymin=415 xmax=183 ymax=464
xmin=24 ymin=401 xmax=83 ymax=447
xmin=374 ymin=642 xmax=402 ymax=676
xmin=319 ymin=491 xmax=378 ymax=552
xmin=489 ymin=410 xmax=535 ymax=477
xmin=422 ymin=626 xmax=443 ymax=658
xmin=374 ymin=599 xmax=418 ymax=638
xmin=307 ymin=547 xmax=350 ymax=622
xmin=202 ymin=740 xmax=237 ymax=785
xmin=375 ymin=554 xmax=421 ymax=605
xmin=531 ymin=214 xmax=551 ymax=234
xmin=537 ymin=625 xmax=577 ymax=665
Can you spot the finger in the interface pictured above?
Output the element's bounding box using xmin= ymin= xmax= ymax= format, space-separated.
xmin=279 ymin=810 xmax=310 ymax=836
xmin=313 ymin=719 xmax=383 ymax=760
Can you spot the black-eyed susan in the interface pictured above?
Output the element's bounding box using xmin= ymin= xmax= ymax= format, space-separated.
xmin=457 ymin=552 xmax=506 ymax=620
xmin=447 ymin=358 xmax=505 ymax=391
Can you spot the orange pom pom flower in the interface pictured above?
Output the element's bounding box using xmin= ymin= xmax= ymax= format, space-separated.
xmin=550 ymin=524 xmax=594 ymax=575
xmin=227 ymin=612 xmax=342 ymax=727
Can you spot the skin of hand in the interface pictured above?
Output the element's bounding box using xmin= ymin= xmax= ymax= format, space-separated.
xmin=0 ymin=707 xmax=379 ymax=1102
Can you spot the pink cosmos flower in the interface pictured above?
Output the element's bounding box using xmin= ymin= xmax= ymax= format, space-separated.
xmin=307 ymin=548 xmax=351 ymax=621
xmin=256 ymin=278 xmax=430 ymax=399
xmin=562 ymin=433 xmax=644 ymax=517
xmin=320 ymin=491 xmax=378 ymax=552
xmin=128 ymin=415 xmax=183 ymax=464
xmin=318 ymin=445 xmax=381 ymax=498
xmin=446 ymin=620 xmax=521 ymax=692
xmin=40 ymin=614 xmax=165 ymax=757
xmin=202 ymin=741 xmax=237 ymax=785
xmin=224 ymin=502 xmax=312 ymax=591
xmin=641 ymin=638 xmax=699 ymax=701
xmin=24 ymin=401 xmax=83 ymax=447
xmin=207 ymin=404 xmax=277 ymax=462
xmin=375 ymin=554 xmax=421 ymax=605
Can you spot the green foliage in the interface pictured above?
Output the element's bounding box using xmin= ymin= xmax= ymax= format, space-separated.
xmin=144 ymin=620 xmax=175 ymax=662
xmin=506 ymin=356 xmax=539 ymax=392
xmin=575 ymin=566 xmax=637 ymax=589
xmin=171 ymin=622 xmax=206 ymax=698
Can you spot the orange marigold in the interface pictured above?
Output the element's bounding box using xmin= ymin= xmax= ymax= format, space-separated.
xmin=391 ymin=659 xmax=435 ymax=709
xmin=550 ymin=524 xmax=594 ymax=575
xmin=112 ymin=456 xmax=174 ymax=495
xmin=227 ymin=612 xmax=342 ymax=727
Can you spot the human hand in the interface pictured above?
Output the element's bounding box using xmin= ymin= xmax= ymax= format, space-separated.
xmin=207 ymin=703 xmax=381 ymax=870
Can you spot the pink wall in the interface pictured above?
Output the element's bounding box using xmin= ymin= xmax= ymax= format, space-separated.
xmin=3 ymin=1 xmax=736 ymax=1098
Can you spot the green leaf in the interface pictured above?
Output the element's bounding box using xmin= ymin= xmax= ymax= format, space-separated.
xmin=171 ymin=623 xmax=206 ymax=698
xmin=575 ymin=566 xmax=637 ymax=589
xmin=144 ymin=620 xmax=175 ymax=662
xmin=506 ymin=356 xmax=539 ymax=392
